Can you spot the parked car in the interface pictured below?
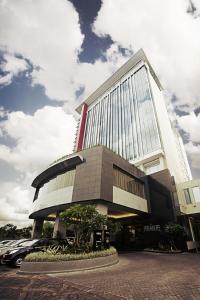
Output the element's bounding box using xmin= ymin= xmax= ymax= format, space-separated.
xmin=0 ymin=240 xmax=15 ymax=248
xmin=0 ymin=239 xmax=29 ymax=264
xmin=3 ymin=238 xmax=67 ymax=267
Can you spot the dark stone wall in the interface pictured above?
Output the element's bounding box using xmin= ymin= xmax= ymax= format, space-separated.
xmin=72 ymin=146 xmax=145 ymax=203
xmin=72 ymin=147 xmax=103 ymax=202
xmin=148 ymin=169 xmax=178 ymax=220
xmin=146 ymin=175 xmax=175 ymax=222
xmin=150 ymin=169 xmax=176 ymax=192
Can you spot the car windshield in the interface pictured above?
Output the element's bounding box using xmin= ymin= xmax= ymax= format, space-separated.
xmin=12 ymin=239 xmax=27 ymax=247
xmin=17 ymin=239 xmax=38 ymax=247
xmin=0 ymin=241 xmax=10 ymax=245
xmin=4 ymin=240 xmax=16 ymax=246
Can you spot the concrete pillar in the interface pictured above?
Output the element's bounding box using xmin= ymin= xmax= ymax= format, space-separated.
xmin=188 ymin=217 xmax=198 ymax=253
xmin=188 ymin=217 xmax=195 ymax=241
xmin=95 ymin=203 xmax=108 ymax=249
xmin=95 ymin=203 xmax=108 ymax=215
xmin=32 ymin=219 xmax=44 ymax=238
xmin=53 ymin=213 xmax=66 ymax=239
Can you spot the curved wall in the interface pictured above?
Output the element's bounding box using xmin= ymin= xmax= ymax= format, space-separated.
xmin=31 ymin=169 xmax=75 ymax=217
xmin=30 ymin=186 xmax=74 ymax=216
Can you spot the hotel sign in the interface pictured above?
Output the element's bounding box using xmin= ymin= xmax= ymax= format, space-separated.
xmin=144 ymin=225 xmax=161 ymax=232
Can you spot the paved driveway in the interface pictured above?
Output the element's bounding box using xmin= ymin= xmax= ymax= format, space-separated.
xmin=0 ymin=252 xmax=200 ymax=299
xmin=53 ymin=252 xmax=200 ymax=300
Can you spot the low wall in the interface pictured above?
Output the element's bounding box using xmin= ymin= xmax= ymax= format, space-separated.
xmin=19 ymin=253 xmax=118 ymax=274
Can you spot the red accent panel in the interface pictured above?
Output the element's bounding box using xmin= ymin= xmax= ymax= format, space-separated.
xmin=76 ymin=103 xmax=88 ymax=151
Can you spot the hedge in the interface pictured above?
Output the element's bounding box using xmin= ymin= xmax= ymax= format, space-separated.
xmin=25 ymin=247 xmax=117 ymax=262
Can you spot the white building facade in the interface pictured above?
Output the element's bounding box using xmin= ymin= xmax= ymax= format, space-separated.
xmin=76 ymin=49 xmax=192 ymax=184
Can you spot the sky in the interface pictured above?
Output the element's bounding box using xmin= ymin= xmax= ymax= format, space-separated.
xmin=0 ymin=0 xmax=200 ymax=227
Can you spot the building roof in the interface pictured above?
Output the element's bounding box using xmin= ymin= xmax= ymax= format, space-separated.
xmin=32 ymin=154 xmax=84 ymax=188
xmin=76 ymin=48 xmax=163 ymax=114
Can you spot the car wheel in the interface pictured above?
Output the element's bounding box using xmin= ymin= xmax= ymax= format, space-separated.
xmin=13 ymin=256 xmax=24 ymax=267
xmin=0 ymin=259 xmax=5 ymax=265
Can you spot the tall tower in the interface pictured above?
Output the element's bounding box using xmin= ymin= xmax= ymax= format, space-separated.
xmin=75 ymin=49 xmax=192 ymax=184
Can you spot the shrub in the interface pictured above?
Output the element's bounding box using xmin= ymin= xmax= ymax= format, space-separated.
xmin=25 ymin=247 xmax=117 ymax=262
xmin=60 ymin=204 xmax=107 ymax=252
xmin=42 ymin=221 xmax=54 ymax=238
xmin=163 ymin=223 xmax=186 ymax=250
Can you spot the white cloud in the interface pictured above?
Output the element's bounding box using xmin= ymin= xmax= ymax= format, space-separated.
xmin=0 ymin=106 xmax=77 ymax=173
xmin=93 ymin=0 xmax=200 ymax=111
xmin=0 ymin=1 xmax=132 ymax=106
xmin=185 ymin=142 xmax=200 ymax=169
xmin=178 ymin=112 xmax=200 ymax=143
xmin=0 ymin=53 xmax=29 ymax=86
xmin=0 ymin=106 xmax=76 ymax=226
xmin=0 ymin=0 xmax=84 ymax=101
xmin=191 ymin=0 xmax=200 ymax=16
xmin=75 ymin=44 xmax=130 ymax=103
xmin=0 ymin=1 xmax=130 ymax=227
xmin=0 ymin=182 xmax=32 ymax=227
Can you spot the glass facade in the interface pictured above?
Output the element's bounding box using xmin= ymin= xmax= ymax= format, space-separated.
xmin=83 ymin=66 xmax=161 ymax=161
xmin=192 ymin=186 xmax=200 ymax=203
xmin=37 ymin=170 xmax=75 ymax=199
xmin=184 ymin=188 xmax=192 ymax=205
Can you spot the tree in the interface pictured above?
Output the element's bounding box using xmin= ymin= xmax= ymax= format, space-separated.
xmin=42 ymin=221 xmax=54 ymax=238
xmin=0 ymin=224 xmax=32 ymax=240
xmin=60 ymin=204 xmax=107 ymax=252
xmin=17 ymin=225 xmax=32 ymax=238
xmin=164 ymin=223 xmax=186 ymax=251
xmin=0 ymin=224 xmax=17 ymax=240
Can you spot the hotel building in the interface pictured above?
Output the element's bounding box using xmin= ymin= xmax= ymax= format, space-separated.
xmin=30 ymin=49 xmax=200 ymax=249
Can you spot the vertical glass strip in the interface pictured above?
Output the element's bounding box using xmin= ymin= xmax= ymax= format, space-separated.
xmin=95 ymin=102 xmax=100 ymax=145
xmin=85 ymin=110 xmax=92 ymax=148
xmin=118 ymin=85 xmax=123 ymax=157
xmin=90 ymin=107 xmax=95 ymax=147
xmin=120 ymin=83 xmax=125 ymax=158
xmin=109 ymin=91 xmax=113 ymax=149
xmin=132 ymin=74 xmax=143 ymax=157
xmin=106 ymin=94 xmax=110 ymax=148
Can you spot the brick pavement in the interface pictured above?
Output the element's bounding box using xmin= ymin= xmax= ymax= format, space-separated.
xmin=0 ymin=252 xmax=200 ymax=299
xmin=54 ymin=252 xmax=200 ymax=300
xmin=0 ymin=271 xmax=121 ymax=300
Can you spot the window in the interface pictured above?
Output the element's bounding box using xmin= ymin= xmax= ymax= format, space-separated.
xmin=192 ymin=186 xmax=200 ymax=203
xmin=184 ymin=188 xmax=192 ymax=205
xmin=38 ymin=169 xmax=75 ymax=198
xmin=83 ymin=66 xmax=161 ymax=161
xmin=113 ymin=167 xmax=145 ymax=198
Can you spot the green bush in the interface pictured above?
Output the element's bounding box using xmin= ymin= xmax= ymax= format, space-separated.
xmin=60 ymin=204 xmax=108 ymax=252
xmin=25 ymin=247 xmax=117 ymax=262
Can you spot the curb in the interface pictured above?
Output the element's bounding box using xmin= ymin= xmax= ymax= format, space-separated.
xmin=18 ymin=253 xmax=119 ymax=274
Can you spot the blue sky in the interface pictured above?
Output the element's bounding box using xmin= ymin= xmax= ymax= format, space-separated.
xmin=0 ymin=0 xmax=200 ymax=226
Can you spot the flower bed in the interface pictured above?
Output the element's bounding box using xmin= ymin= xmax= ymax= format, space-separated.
xmin=19 ymin=247 xmax=118 ymax=274
xmin=25 ymin=247 xmax=117 ymax=262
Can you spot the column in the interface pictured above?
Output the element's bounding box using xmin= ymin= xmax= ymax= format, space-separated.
xmin=188 ymin=217 xmax=195 ymax=241
xmin=94 ymin=203 xmax=108 ymax=250
xmin=53 ymin=212 xmax=66 ymax=239
xmin=188 ymin=217 xmax=198 ymax=253
xmin=95 ymin=203 xmax=108 ymax=215
xmin=31 ymin=219 xmax=44 ymax=238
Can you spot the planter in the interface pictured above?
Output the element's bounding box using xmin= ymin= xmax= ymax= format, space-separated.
xmin=19 ymin=253 xmax=118 ymax=274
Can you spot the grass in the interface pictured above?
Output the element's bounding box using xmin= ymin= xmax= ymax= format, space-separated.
xmin=25 ymin=247 xmax=117 ymax=262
